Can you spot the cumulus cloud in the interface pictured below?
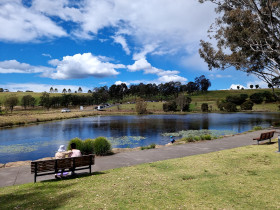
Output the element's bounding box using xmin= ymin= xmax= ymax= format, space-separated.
xmin=0 ymin=60 xmax=51 ymax=74
xmin=127 ymin=58 xmax=180 ymax=76
xmin=115 ymin=81 xmax=130 ymax=86
xmin=0 ymin=0 xmax=66 ymax=42
xmin=2 ymin=83 xmax=91 ymax=93
xmin=112 ymin=35 xmax=130 ymax=55
xmin=45 ymin=53 xmax=124 ymax=79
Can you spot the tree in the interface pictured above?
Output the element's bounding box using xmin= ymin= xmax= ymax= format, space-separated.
xmin=135 ymin=98 xmax=148 ymax=114
xmin=0 ymin=88 xmax=3 ymax=92
xmin=54 ymin=88 xmax=58 ymax=93
xmin=88 ymin=90 xmax=92 ymax=93
xmin=255 ymin=84 xmax=259 ymax=89
xmin=195 ymin=75 xmax=211 ymax=92
xmin=68 ymin=88 xmax=71 ymax=93
xmin=21 ymin=95 xmax=36 ymax=109
xmin=237 ymin=86 xmax=240 ymax=90
xmin=199 ymin=0 xmax=280 ymax=99
xmin=49 ymin=87 xmax=53 ymax=93
xmin=78 ymin=87 xmax=82 ymax=93
xmin=40 ymin=92 xmax=52 ymax=110
xmin=250 ymin=85 xmax=254 ymax=89
xmin=176 ymin=94 xmax=192 ymax=112
xmin=4 ymin=95 xmax=18 ymax=113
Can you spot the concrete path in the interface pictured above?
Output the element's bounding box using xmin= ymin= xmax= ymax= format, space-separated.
xmin=0 ymin=129 xmax=279 ymax=187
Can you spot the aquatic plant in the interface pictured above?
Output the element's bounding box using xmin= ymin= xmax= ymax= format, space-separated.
xmin=107 ymin=136 xmax=146 ymax=146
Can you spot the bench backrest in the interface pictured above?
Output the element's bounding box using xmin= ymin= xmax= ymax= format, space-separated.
xmin=259 ymin=131 xmax=275 ymax=140
xmin=31 ymin=155 xmax=95 ymax=174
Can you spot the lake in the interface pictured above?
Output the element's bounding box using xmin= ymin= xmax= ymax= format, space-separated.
xmin=0 ymin=113 xmax=279 ymax=163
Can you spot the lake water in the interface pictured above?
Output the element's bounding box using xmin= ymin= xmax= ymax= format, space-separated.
xmin=0 ymin=113 xmax=279 ymax=163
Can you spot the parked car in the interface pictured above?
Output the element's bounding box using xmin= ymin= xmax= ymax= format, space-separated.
xmin=61 ymin=108 xmax=71 ymax=113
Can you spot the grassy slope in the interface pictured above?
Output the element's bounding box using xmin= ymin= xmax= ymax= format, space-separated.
xmin=1 ymin=140 xmax=280 ymax=209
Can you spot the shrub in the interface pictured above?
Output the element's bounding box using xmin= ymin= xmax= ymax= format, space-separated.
xmin=141 ymin=143 xmax=156 ymax=150
xmin=226 ymin=95 xmax=247 ymax=105
xmin=163 ymin=101 xmax=177 ymax=112
xmin=67 ymin=137 xmax=83 ymax=151
xmin=201 ymin=103 xmax=209 ymax=112
xmin=240 ymin=100 xmax=254 ymax=110
xmin=185 ymin=136 xmax=195 ymax=142
xmin=194 ymin=136 xmax=200 ymax=141
xmin=263 ymin=91 xmax=276 ymax=102
xmin=93 ymin=137 xmax=112 ymax=155
xmin=82 ymin=138 xmax=95 ymax=155
xmin=135 ymin=98 xmax=148 ymax=114
xmin=250 ymin=93 xmax=264 ymax=104
xmin=219 ymin=102 xmax=237 ymax=112
xmin=253 ymin=126 xmax=262 ymax=131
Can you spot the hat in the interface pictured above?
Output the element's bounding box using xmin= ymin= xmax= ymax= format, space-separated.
xmin=170 ymin=136 xmax=173 ymax=138
xmin=58 ymin=145 xmax=66 ymax=152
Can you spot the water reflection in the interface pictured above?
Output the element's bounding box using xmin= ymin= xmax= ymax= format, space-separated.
xmin=0 ymin=113 xmax=280 ymax=163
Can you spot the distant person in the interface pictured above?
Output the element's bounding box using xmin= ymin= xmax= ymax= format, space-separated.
xmin=170 ymin=136 xmax=175 ymax=144
xmin=69 ymin=143 xmax=82 ymax=157
xmin=55 ymin=145 xmax=71 ymax=178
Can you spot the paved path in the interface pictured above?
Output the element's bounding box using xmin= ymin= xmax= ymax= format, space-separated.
xmin=0 ymin=129 xmax=278 ymax=187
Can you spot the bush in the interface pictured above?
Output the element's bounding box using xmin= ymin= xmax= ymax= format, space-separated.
xmin=67 ymin=137 xmax=83 ymax=151
xmin=93 ymin=137 xmax=112 ymax=155
xmin=250 ymin=93 xmax=264 ymax=104
xmin=218 ymin=102 xmax=237 ymax=112
xmin=226 ymin=94 xmax=247 ymax=105
xmin=141 ymin=143 xmax=156 ymax=150
xmin=135 ymin=98 xmax=148 ymax=114
xmin=253 ymin=126 xmax=262 ymax=131
xmin=263 ymin=91 xmax=276 ymax=102
xmin=82 ymin=139 xmax=95 ymax=155
xmin=163 ymin=101 xmax=177 ymax=112
xmin=201 ymin=103 xmax=209 ymax=112
xmin=240 ymin=100 xmax=254 ymax=110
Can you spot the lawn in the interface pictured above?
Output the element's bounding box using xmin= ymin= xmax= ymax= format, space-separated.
xmin=1 ymin=140 xmax=280 ymax=209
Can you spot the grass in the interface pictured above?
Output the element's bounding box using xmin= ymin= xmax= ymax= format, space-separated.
xmin=1 ymin=140 xmax=280 ymax=209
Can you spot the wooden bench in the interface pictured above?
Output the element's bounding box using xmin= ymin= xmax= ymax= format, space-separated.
xmin=253 ymin=131 xmax=275 ymax=145
xmin=31 ymin=154 xmax=95 ymax=183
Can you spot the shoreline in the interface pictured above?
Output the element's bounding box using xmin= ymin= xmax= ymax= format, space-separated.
xmin=0 ymin=132 xmax=251 ymax=168
xmin=0 ymin=109 xmax=278 ymax=129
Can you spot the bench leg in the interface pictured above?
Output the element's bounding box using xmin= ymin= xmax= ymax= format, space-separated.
xmin=34 ymin=174 xmax=37 ymax=183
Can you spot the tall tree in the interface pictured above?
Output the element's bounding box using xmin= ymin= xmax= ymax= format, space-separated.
xmin=21 ymin=95 xmax=36 ymax=109
xmin=78 ymin=87 xmax=82 ymax=93
xmin=4 ymin=95 xmax=18 ymax=113
xmin=49 ymin=87 xmax=53 ymax=93
xmin=199 ymin=0 xmax=280 ymax=98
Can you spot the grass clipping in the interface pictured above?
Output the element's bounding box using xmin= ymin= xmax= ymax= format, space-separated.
xmin=1 ymin=140 xmax=280 ymax=209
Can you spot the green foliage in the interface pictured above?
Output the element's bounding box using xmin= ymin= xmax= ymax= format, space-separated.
xmin=201 ymin=103 xmax=209 ymax=112
xmin=226 ymin=94 xmax=248 ymax=105
xmin=240 ymin=100 xmax=254 ymax=110
xmin=218 ymin=102 xmax=237 ymax=112
xmin=135 ymin=98 xmax=148 ymax=114
xmin=67 ymin=137 xmax=83 ymax=151
xmin=253 ymin=126 xmax=263 ymax=131
xmin=4 ymin=95 xmax=19 ymax=113
xmin=82 ymin=139 xmax=95 ymax=155
xmin=141 ymin=143 xmax=156 ymax=150
xmin=262 ymin=91 xmax=276 ymax=102
xmin=250 ymin=93 xmax=264 ymax=104
xmin=21 ymin=95 xmax=36 ymax=109
xmin=163 ymin=101 xmax=177 ymax=112
xmin=93 ymin=137 xmax=112 ymax=156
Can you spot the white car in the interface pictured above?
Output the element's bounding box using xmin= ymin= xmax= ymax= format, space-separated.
xmin=61 ymin=108 xmax=71 ymax=113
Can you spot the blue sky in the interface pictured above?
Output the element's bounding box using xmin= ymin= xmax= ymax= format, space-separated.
xmin=0 ymin=0 xmax=265 ymax=92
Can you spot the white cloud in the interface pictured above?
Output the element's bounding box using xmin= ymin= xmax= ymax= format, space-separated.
xmin=1 ymin=83 xmax=91 ymax=93
xmin=45 ymin=53 xmax=124 ymax=79
xmin=112 ymin=35 xmax=130 ymax=55
xmin=0 ymin=60 xmax=51 ymax=74
xmin=0 ymin=0 xmax=66 ymax=42
xmin=246 ymin=80 xmax=268 ymax=89
xmin=229 ymin=84 xmax=246 ymax=90
xmin=115 ymin=81 xmax=130 ymax=86
xmin=127 ymin=58 xmax=179 ymax=76
xmin=155 ymin=75 xmax=187 ymax=84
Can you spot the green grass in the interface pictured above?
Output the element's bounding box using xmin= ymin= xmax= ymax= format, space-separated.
xmin=1 ymin=140 xmax=280 ymax=209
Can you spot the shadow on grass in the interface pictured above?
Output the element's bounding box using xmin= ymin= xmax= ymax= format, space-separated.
xmin=41 ymin=171 xmax=107 ymax=183
xmin=1 ymin=182 xmax=79 ymax=209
